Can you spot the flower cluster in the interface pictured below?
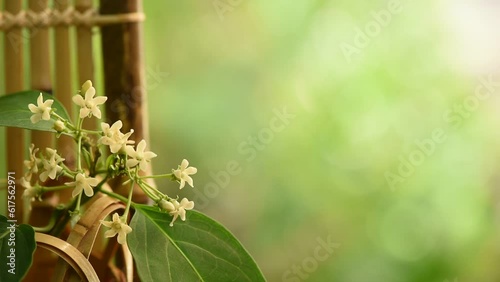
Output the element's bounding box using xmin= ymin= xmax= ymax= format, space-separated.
xmin=159 ymin=198 xmax=195 ymax=226
xmin=23 ymin=80 xmax=198 ymax=244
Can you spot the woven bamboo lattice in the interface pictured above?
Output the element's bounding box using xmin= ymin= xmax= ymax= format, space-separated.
xmin=2 ymin=0 xmax=149 ymax=281
xmin=0 ymin=7 xmax=145 ymax=29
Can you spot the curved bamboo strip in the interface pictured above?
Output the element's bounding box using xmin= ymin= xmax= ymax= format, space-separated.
xmin=35 ymin=233 xmax=100 ymax=281
xmin=53 ymin=195 xmax=130 ymax=281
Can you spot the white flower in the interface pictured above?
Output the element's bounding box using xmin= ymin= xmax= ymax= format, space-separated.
xmin=20 ymin=177 xmax=38 ymax=201
xmin=125 ymin=140 xmax=157 ymax=171
xmin=99 ymin=121 xmax=134 ymax=153
xmin=72 ymin=84 xmax=107 ymax=119
xmin=28 ymin=93 xmax=53 ymax=123
xmin=24 ymin=144 xmax=40 ymax=179
xmin=173 ymin=159 xmax=197 ymax=189
xmin=65 ymin=173 xmax=100 ymax=197
xmin=166 ymin=198 xmax=194 ymax=227
xmin=39 ymin=149 xmax=65 ymax=182
xmin=45 ymin=148 xmax=64 ymax=162
xmin=101 ymin=213 xmax=132 ymax=245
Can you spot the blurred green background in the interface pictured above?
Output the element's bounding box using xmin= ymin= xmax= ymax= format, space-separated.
xmin=3 ymin=0 xmax=500 ymax=281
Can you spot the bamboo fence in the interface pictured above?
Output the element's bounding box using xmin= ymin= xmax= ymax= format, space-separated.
xmin=1 ymin=0 xmax=148 ymax=280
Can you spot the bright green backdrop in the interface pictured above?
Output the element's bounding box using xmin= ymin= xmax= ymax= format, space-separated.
xmin=2 ymin=0 xmax=500 ymax=281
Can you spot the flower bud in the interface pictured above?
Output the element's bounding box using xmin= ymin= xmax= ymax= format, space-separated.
xmin=81 ymin=80 xmax=93 ymax=94
xmin=53 ymin=120 xmax=65 ymax=132
xmin=158 ymin=199 xmax=175 ymax=212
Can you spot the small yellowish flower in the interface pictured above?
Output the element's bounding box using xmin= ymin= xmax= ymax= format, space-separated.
xmin=125 ymin=139 xmax=157 ymax=171
xmin=173 ymin=159 xmax=197 ymax=189
xmin=20 ymin=177 xmax=38 ymax=201
xmin=39 ymin=149 xmax=65 ymax=182
xmin=101 ymin=213 xmax=132 ymax=244
xmin=23 ymin=144 xmax=40 ymax=179
xmin=28 ymin=93 xmax=53 ymax=123
xmin=166 ymin=198 xmax=194 ymax=227
xmin=72 ymin=83 xmax=107 ymax=119
xmin=99 ymin=121 xmax=135 ymax=153
xmin=65 ymin=173 xmax=100 ymax=197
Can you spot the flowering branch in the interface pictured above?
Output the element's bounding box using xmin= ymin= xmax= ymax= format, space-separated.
xmin=21 ymin=80 xmax=198 ymax=244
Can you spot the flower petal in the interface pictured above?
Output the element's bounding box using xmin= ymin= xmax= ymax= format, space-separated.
xmin=185 ymin=176 xmax=194 ymax=188
xmin=30 ymin=114 xmax=41 ymax=124
xmin=137 ymin=140 xmax=147 ymax=153
xmin=181 ymin=159 xmax=189 ymax=170
xmin=85 ymin=86 xmax=96 ymax=100
xmin=28 ymin=104 xmax=38 ymax=113
xmin=143 ymin=152 xmax=157 ymax=160
xmin=41 ymin=110 xmax=51 ymax=121
xmin=37 ymin=93 xmax=44 ymax=105
xmin=126 ymin=159 xmax=139 ymax=168
xmin=92 ymin=107 xmax=102 ymax=119
xmin=104 ymin=229 xmax=118 ymax=238
xmin=180 ymin=198 xmax=194 ymax=210
xmin=101 ymin=220 xmax=113 ymax=228
xmin=72 ymin=95 xmax=85 ymax=107
xmin=185 ymin=167 xmax=197 ymax=175
xmin=83 ymin=185 xmax=94 ymax=197
xmin=93 ymin=96 xmax=108 ymax=105
xmin=72 ymin=186 xmax=83 ymax=198
xmin=117 ymin=231 xmax=127 ymax=244
xmin=179 ymin=179 xmax=186 ymax=189
xmin=79 ymin=107 xmax=91 ymax=118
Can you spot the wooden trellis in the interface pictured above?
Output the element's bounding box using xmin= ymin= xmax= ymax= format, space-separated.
xmin=1 ymin=0 xmax=149 ymax=280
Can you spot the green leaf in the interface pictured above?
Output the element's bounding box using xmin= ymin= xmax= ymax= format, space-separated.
xmin=0 ymin=214 xmax=36 ymax=282
xmin=0 ymin=91 xmax=71 ymax=132
xmin=128 ymin=205 xmax=266 ymax=282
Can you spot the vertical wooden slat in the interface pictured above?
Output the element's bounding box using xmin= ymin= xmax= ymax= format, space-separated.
xmin=75 ymin=0 xmax=94 ymax=83
xmin=25 ymin=2 xmax=59 ymax=282
xmin=75 ymin=0 xmax=96 ymax=130
xmin=101 ymin=0 xmax=150 ymax=205
xmin=4 ymin=0 xmax=26 ymax=223
xmin=100 ymin=0 xmax=147 ymax=140
xmin=54 ymin=0 xmax=75 ymax=164
xmin=29 ymin=0 xmax=53 ymax=150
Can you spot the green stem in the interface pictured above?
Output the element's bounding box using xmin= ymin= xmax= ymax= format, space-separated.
xmin=100 ymin=189 xmax=134 ymax=205
xmin=32 ymin=207 xmax=61 ymax=233
xmin=74 ymin=192 xmax=83 ymax=213
xmin=139 ymin=181 xmax=163 ymax=202
xmin=76 ymin=119 xmax=84 ymax=172
xmin=123 ymin=180 xmax=135 ymax=220
xmin=140 ymin=173 xmax=173 ymax=179
xmin=81 ymin=129 xmax=102 ymax=134
xmin=41 ymin=185 xmax=70 ymax=193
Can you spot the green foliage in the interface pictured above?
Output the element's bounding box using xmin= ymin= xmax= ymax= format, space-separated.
xmin=0 ymin=214 xmax=36 ymax=282
xmin=128 ymin=205 xmax=266 ymax=282
xmin=0 ymin=91 xmax=70 ymax=132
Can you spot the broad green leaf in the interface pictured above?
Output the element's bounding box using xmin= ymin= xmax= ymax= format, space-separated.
xmin=0 ymin=214 xmax=36 ymax=282
xmin=128 ymin=205 xmax=266 ymax=282
xmin=0 ymin=91 xmax=71 ymax=132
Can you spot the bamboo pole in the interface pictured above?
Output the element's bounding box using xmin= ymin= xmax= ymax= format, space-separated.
xmin=29 ymin=0 xmax=53 ymax=151
xmin=4 ymin=0 xmax=25 ymax=224
xmin=54 ymin=0 xmax=75 ymax=165
xmin=100 ymin=0 xmax=150 ymax=205
xmin=24 ymin=2 xmax=61 ymax=281
xmin=76 ymin=0 xmax=96 ymax=130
